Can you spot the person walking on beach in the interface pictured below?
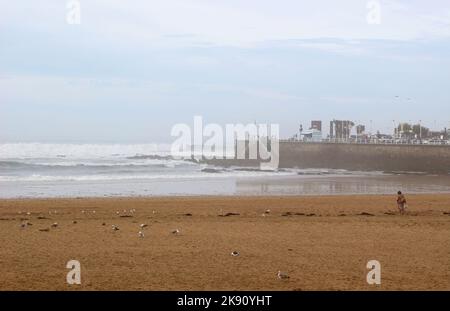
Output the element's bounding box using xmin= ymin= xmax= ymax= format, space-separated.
xmin=397 ymin=191 xmax=407 ymax=215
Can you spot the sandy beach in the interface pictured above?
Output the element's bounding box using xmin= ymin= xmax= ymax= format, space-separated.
xmin=1 ymin=195 xmax=449 ymax=291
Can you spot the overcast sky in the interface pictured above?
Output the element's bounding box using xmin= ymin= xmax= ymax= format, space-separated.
xmin=1 ymin=0 xmax=450 ymax=143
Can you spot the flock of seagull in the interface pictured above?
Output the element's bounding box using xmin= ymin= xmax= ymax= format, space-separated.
xmin=17 ymin=207 xmax=290 ymax=280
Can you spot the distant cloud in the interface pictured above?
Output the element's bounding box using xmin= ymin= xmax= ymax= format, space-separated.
xmin=242 ymin=88 xmax=306 ymax=102
xmin=2 ymin=0 xmax=450 ymax=48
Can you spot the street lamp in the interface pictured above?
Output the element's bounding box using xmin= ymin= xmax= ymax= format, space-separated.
xmin=393 ymin=120 xmax=396 ymax=141
xmin=299 ymin=124 xmax=303 ymax=142
xmin=419 ymin=120 xmax=422 ymax=143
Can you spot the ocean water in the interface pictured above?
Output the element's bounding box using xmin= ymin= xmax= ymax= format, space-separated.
xmin=0 ymin=143 xmax=291 ymax=198
xmin=1 ymin=143 xmax=450 ymax=198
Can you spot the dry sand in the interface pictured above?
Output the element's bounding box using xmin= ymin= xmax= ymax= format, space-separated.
xmin=0 ymin=195 xmax=449 ymax=291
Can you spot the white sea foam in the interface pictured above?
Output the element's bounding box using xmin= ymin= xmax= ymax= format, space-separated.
xmin=0 ymin=143 xmax=171 ymax=159
xmin=0 ymin=170 xmax=296 ymax=182
xmin=13 ymin=159 xmax=194 ymax=168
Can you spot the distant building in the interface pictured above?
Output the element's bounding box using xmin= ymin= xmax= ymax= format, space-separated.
xmin=356 ymin=125 xmax=366 ymax=135
xmin=301 ymin=129 xmax=322 ymax=142
xmin=330 ymin=120 xmax=355 ymax=141
xmin=311 ymin=120 xmax=322 ymax=131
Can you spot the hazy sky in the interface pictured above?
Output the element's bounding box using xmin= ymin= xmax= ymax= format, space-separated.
xmin=1 ymin=0 xmax=450 ymax=143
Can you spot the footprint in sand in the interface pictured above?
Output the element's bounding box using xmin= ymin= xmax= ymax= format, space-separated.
xmin=358 ymin=212 xmax=375 ymax=216
xmin=219 ymin=213 xmax=240 ymax=217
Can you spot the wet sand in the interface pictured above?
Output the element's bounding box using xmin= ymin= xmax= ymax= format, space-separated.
xmin=1 ymin=195 xmax=449 ymax=290
xmin=4 ymin=172 xmax=450 ymax=198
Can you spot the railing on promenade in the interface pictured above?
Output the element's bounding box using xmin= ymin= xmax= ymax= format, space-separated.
xmin=279 ymin=138 xmax=450 ymax=146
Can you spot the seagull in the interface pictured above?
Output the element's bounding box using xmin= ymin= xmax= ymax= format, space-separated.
xmin=277 ymin=271 xmax=290 ymax=280
xmin=140 ymin=224 xmax=148 ymax=229
xmin=51 ymin=222 xmax=58 ymax=228
xmin=26 ymin=212 xmax=31 ymax=216
xmin=231 ymin=251 xmax=240 ymax=257
xmin=171 ymin=229 xmax=180 ymax=235
xmin=116 ymin=211 xmax=120 ymax=215
xmin=265 ymin=209 xmax=271 ymax=214
xmin=112 ymin=225 xmax=119 ymax=231
xmin=138 ymin=231 xmax=144 ymax=238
